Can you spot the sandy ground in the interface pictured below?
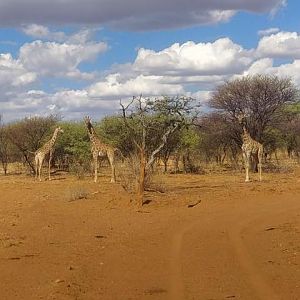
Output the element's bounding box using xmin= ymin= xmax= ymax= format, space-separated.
xmin=0 ymin=168 xmax=300 ymax=300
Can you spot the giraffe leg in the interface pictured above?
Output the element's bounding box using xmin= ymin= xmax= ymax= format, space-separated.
xmin=35 ymin=155 xmax=38 ymax=181
xmin=93 ymin=153 xmax=98 ymax=183
xmin=258 ymin=162 xmax=262 ymax=181
xmin=48 ymin=150 xmax=53 ymax=181
xmin=108 ymin=152 xmax=116 ymax=183
xmin=38 ymin=158 xmax=43 ymax=182
xmin=243 ymin=152 xmax=250 ymax=182
xmin=258 ymin=150 xmax=263 ymax=182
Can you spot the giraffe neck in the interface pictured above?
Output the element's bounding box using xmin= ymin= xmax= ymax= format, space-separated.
xmin=242 ymin=126 xmax=252 ymax=143
xmin=49 ymin=129 xmax=59 ymax=147
xmin=89 ymin=133 xmax=98 ymax=145
xmin=87 ymin=122 xmax=101 ymax=145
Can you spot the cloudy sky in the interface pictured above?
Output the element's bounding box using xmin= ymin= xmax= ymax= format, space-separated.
xmin=0 ymin=0 xmax=299 ymax=121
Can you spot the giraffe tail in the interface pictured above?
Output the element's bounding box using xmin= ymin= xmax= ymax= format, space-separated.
xmin=27 ymin=150 xmax=36 ymax=155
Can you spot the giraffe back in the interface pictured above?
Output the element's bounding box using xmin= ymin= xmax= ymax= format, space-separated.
xmin=35 ymin=127 xmax=63 ymax=155
xmin=242 ymin=133 xmax=263 ymax=155
xmin=84 ymin=116 xmax=115 ymax=157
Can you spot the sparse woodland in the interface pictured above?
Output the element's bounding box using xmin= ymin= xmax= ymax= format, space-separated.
xmin=1 ymin=75 xmax=300 ymax=205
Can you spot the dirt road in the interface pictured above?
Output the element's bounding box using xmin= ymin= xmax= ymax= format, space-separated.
xmin=169 ymin=192 xmax=300 ymax=300
xmin=0 ymin=171 xmax=299 ymax=299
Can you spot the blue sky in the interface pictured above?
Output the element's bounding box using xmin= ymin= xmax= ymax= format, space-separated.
xmin=0 ymin=0 xmax=299 ymax=121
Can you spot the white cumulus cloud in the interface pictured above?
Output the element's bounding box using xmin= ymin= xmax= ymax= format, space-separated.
xmin=3 ymin=28 xmax=300 ymax=121
xmin=269 ymin=60 xmax=300 ymax=85
xmin=257 ymin=31 xmax=300 ymax=59
xmin=134 ymin=38 xmax=253 ymax=76
xmin=0 ymin=53 xmax=36 ymax=90
xmin=19 ymin=39 xmax=107 ymax=79
xmin=88 ymin=73 xmax=184 ymax=99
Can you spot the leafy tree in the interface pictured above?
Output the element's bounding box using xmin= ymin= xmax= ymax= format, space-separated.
xmin=210 ymin=75 xmax=298 ymax=142
xmin=174 ymin=127 xmax=202 ymax=173
xmin=54 ymin=121 xmax=90 ymax=172
xmin=7 ymin=115 xmax=60 ymax=173
xmin=278 ymin=102 xmax=300 ymax=158
xmin=97 ymin=115 xmax=134 ymax=156
xmin=208 ymin=75 xmax=299 ymax=170
xmin=0 ymin=115 xmax=11 ymax=175
xmin=262 ymin=128 xmax=285 ymax=162
xmin=159 ymin=129 xmax=181 ymax=172
xmin=120 ymin=95 xmax=199 ymax=206
xmin=198 ymin=113 xmax=239 ymax=165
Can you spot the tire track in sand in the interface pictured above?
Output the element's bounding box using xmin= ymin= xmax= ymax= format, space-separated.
xmin=169 ymin=220 xmax=200 ymax=300
xmin=169 ymin=229 xmax=184 ymax=300
xmin=169 ymin=212 xmax=282 ymax=300
xmin=227 ymin=201 xmax=300 ymax=300
xmin=229 ymin=222 xmax=280 ymax=300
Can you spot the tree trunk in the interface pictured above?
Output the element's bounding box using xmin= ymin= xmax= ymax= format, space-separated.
xmin=23 ymin=152 xmax=35 ymax=174
xmin=163 ymin=158 xmax=168 ymax=173
xmin=221 ymin=145 xmax=227 ymax=165
xmin=3 ymin=162 xmax=8 ymax=175
xmin=174 ymin=153 xmax=180 ymax=173
xmin=137 ymin=149 xmax=146 ymax=207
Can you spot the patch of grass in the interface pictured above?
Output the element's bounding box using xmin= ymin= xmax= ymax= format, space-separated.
xmin=263 ymin=162 xmax=294 ymax=173
xmin=117 ymin=155 xmax=139 ymax=193
xmin=67 ymin=186 xmax=88 ymax=201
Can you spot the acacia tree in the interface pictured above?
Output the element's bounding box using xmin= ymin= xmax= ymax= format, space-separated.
xmin=278 ymin=103 xmax=300 ymax=158
xmin=121 ymin=95 xmax=198 ymax=206
xmin=197 ymin=112 xmax=242 ymax=166
xmin=54 ymin=121 xmax=90 ymax=174
xmin=159 ymin=130 xmax=181 ymax=172
xmin=209 ymin=75 xmax=298 ymax=170
xmin=7 ymin=115 xmax=60 ymax=173
xmin=0 ymin=115 xmax=10 ymax=175
xmin=97 ymin=115 xmax=134 ymax=156
xmin=173 ymin=127 xmax=202 ymax=173
xmin=210 ymin=75 xmax=298 ymax=143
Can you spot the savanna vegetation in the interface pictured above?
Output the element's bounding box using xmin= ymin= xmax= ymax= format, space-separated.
xmin=1 ymin=75 xmax=300 ymax=205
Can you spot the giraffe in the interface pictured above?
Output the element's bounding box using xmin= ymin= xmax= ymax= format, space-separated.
xmin=34 ymin=127 xmax=64 ymax=181
xmin=84 ymin=116 xmax=116 ymax=183
xmin=237 ymin=114 xmax=263 ymax=182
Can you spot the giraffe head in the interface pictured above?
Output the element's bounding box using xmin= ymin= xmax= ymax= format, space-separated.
xmin=84 ymin=116 xmax=94 ymax=136
xmin=236 ymin=112 xmax=247 ymax=124
xmin=84 ymin=116 xmax=91 ymax=125
xmin=236 ymin=112 xmax=251 ymax=135
xmin=55 ymin=126 xmax=64 ymax=134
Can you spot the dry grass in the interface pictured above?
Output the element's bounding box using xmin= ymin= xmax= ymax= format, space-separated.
xmin=66 ymin=185 xmax=89 ymax=201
